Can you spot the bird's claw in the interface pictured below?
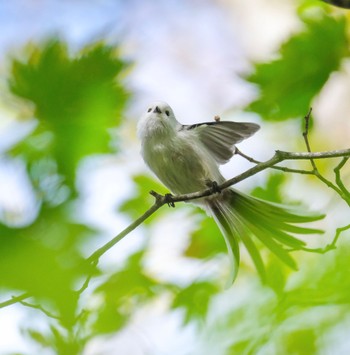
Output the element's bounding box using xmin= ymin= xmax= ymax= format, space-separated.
xmin=206 ymin=180 xmax=221 ymax=194
xmin=164 ymin=193 xmax=175 ymax=208
xmin=150 ymin=190 xmax=175 ymax=207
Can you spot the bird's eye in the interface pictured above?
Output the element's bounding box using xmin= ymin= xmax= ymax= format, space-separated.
xmin=147 ymin=108 xmax=152 ymax=113
xmin=165 ymin=110 xmax=170 ymax=116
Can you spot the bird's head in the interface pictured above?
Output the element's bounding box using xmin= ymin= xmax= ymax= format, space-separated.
xmin=138 ymin=101 xmax=178 ymax=139
xmin=145 ymin=101 xmax=175 ymax=122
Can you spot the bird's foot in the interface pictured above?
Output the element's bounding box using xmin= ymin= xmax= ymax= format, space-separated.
xmin=206 ymin=180 xmax=221 ymax=194
xmin=149 ymin=190 xmax=175 ymax=207
xmin=164 ymin=193 xmax=175 ymax=208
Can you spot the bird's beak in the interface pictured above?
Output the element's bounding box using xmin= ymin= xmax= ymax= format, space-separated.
xmin=153 ymin=106 xmax=161 ymax=114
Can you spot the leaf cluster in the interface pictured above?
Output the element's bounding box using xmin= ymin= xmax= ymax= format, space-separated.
xmin=1 ymin=3 xmax=350 ymax=354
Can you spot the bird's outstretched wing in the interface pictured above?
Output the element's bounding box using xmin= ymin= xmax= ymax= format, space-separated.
xmin=181 ymin=121 xmax=260 ymax=164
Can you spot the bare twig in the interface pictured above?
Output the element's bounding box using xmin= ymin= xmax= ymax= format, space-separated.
xmin=301 ymin=110 xmax=350 ymax=205
xmin=87 ymin=148 xmax=350 ymax=264
xmin=0 ymin=292 xmax=30 ymax=309
xmin=303 ymin=108 xmax=349 ymax=199
xmin=86 ymin=198 xmax=165 ymax=264
xmin=235 ymin=147 xmax=314 ymax=175
xmin=290 ymin=223 xmax=350 ymax=254
xmin=302 ymin=108 xmax=317 ymax=171
xmin=1 ymin=146 xmax=350 ymax=310
xmin=334 ymin=157 xmax=350 ymax=202
xmin=17 ymin=299 xmax=60 ymax=320
xmin=329 ymin=223 xmax=350 ymax=250
xmin=76 ymin=260 xmax=98 ymax=295
xmin=221 ymin=149 xmax=350 ymax=191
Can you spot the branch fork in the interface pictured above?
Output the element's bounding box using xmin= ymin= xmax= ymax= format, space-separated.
xmin=2 ymin=109 xmax=350 ymax=310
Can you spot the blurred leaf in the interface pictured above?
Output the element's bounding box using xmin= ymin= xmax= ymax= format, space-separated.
xmin=265 ymin=258 xmax=288 ymax=294
xmin=95 ymin=251 xmax=158 ymax=301
xmin=92 ymin=303 xmax=127 ymax=335
xmin=185 ymin=212 xmax=226 ymax=259
xmin=0 ymin=207 xmax=96 ymax=325
xmin=219 ymin=244 xmax=350 ymax=354
xmin=282 ymin=328 xmax=317 ymax=355
xmin=9 ymin=39 xmax=129 ymax=188
xmin=172 ymin=282 xmax=219 ymax=325
xmin=26 ymin=328 xmax=51 ymax=348
xmin=251 ymin=173 xmax=286 ymax=203
xmin=245 ymin=15 xmax=348 ymax=120
xmin=50 ymin=325 xmax=83 ymax=355
xmin=119 ymin=174 xmax=168 ymax=222
xmin=1 ymin=8 xmax=349 ymax=355
xmin=283 ymin=246 xmax=350 ymax=307
xmin=228 ymin=339 xmax=255 ymax=355
xmin=92 ymin=251 xmax=159 ymax=334
xmin=0 ymin=37 xmax=131 ymax=352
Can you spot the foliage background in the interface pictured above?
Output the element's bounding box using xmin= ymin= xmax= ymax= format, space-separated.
xmin=0 ymin=0 xmax=350 ymax=354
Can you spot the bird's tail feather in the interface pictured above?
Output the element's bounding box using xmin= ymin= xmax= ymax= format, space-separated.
xmin=207 ymin=189 xmax=324 ymax=284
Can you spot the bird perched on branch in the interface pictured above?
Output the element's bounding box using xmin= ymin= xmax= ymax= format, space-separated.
xmin=138 ymin=101 xmax=324 ymax=284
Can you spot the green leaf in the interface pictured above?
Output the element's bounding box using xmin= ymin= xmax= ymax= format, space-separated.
xmin=0 ymin=207 xmax=96 ymax=325
xmin=92 ymin=251 xmax=160 ymax=334
xmin=26 ymin=328 xmax=51 ymax=348
xmin=245 ymin=15 xmax=348 ymax=120
xmin=9 ymin=39 xmax=130 ymax=188
xmin=265 ymin=258 xmax=288 ymax=294
xmin=283 ymin=328 xmax=317 ymax=355
xmin=284 ymin=244 xmax=350 ymax=306
xmin=185 ymin=212 xmax=226 ymax=259
xmin=251 ymin=173 xmax=286 ymax=203
xmin=91 ymin=303 xmax=127 ymax=335
xmin=119 ymin=174 xmax=169 ymax=222
xmin=95 ymin=252 xmax=158 ymax=301
xmin=50 ymin=325 xmax=83 ymax=355
xmin=172 ymin=282 xmax=219 ymax=324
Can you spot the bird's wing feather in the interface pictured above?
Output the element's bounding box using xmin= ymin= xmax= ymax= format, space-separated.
xmin=181 ymin=121 xmax=260 ymax=164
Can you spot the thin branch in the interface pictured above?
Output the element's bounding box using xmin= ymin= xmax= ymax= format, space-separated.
xmin=329 ymin=223 xmax=350 ymax=250
xmin=87 ymin=148 xmax=350 ymax=263
xmin=86 ymin=197 xmax=164 ymax=264
xmin=291 ymin=223 xmax=350 ymax=254
xmin=302 ymin=108 xmax=317 ymax=171
xmin=76 ymin=260 xmax=98 ymax=295
xmin=274 ymin=149 xmax=350 ymax=160
xmin=334 ymin=157 xmax=350 ymax=202
xmin=18 ymin=299 xmax=60 ymax=320
xmin=301 ymin=110 xmax=350 ymax=204
xmin=235 ymin=147 xmax=261 ymax=164
xmin=1 ymin=147 xmax=350 ymax=310
xmin=0 ymin=292 xmax=31 ymax=309
xmin=235 ymin=147 xmax=314 ymax=175
xmin=221 ymin=149 xmax=350 ymax=191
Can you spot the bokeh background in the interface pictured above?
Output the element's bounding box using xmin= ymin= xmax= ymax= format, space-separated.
xmin=0 ymin=0 xmax=350 ymax=354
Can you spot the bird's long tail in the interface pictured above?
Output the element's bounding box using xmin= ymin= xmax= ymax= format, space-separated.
xmin=207 ymin=189 xmax=324 ymax=285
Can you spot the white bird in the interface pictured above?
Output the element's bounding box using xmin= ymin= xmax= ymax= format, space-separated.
xmin=138 ymin=101 xmax=324 ymax=284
